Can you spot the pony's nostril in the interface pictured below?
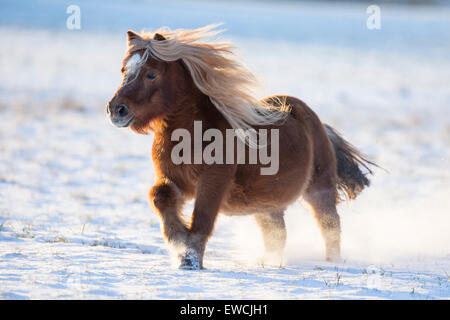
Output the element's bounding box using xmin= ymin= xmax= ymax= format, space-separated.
xmin=117 ymin=105 xmax=129 ymax=117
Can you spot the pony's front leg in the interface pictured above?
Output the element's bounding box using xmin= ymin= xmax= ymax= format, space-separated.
xmin=149 ymin=178 xmax=188 ymax=255
xmin=181 ymin=167 xmax=234 ymax=270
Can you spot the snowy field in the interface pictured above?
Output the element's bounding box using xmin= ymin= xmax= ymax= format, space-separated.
xmin=0 ymin=0 xmax=449 ymax=299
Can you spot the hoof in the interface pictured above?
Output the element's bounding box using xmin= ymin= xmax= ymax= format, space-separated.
xmin=179 ymin=249 xmax=202 ymax=270
xmin=325 ymin=255 xmax=341 ymax=262
xmin=325 ymin=247 xmax=341 ymax=262
xmin=261 ymin=250 xmax=284 ymax=267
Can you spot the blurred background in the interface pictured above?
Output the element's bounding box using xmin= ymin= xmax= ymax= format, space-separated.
xmin=0 ymin=0 xmax=449 ymax=299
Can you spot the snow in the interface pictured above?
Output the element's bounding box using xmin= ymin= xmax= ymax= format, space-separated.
xmin=0 ymin=0 xmax=449 ymax=299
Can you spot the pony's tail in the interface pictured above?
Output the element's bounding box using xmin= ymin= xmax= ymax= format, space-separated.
xmin=324 ymin=124 xmax=377 ymax=202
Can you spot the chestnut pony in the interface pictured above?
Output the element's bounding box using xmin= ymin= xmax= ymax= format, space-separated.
xmin=107 ymin=25 xmax=375 ymax=269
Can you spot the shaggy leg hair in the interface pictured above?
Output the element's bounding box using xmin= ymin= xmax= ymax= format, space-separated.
xmin=254 ymin=211 xmax=287 ymax=264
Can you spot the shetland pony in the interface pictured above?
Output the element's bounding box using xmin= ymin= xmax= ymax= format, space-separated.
xmin=107 ymin=25 xmax=375 ymax=269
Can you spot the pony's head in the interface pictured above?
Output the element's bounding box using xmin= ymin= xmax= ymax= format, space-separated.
xmin=107 ymin=24 xmax=289 ymax=134
xmin=107 ymin=31 xmax=191 ymax=133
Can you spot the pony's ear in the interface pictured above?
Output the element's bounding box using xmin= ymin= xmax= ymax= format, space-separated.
xmin=153 ymin=33 xmax=166 ymax=41
xmin=127 ymin=30 xmax=142 ymax=42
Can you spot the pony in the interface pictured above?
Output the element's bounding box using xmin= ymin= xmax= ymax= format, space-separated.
xmin=107 ymin=24 xmax=375 ymax=269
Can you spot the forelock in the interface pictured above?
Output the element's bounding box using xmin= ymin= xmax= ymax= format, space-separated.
xmin=125 ymin=53 xmax=142 ymax=75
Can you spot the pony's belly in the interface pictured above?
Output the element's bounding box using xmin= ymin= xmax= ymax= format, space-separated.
xmin=220 ymin=123 xmax=314 ymax=215
xmin=220 ymin=191 xmax=301 ymax=216
xmin=220 ymin=168 xmax=310 ymax=215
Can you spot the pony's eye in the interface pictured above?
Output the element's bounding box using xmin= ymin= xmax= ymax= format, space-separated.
xmin=146 ymin=72 xmax=156 ymax=80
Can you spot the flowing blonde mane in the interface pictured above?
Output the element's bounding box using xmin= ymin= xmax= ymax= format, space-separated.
xmin=126 ymin=24 xmax=290 ymax=136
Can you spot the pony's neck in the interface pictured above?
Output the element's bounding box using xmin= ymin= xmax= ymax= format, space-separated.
xmin=155 ymin=89 xmax=225 ymax=136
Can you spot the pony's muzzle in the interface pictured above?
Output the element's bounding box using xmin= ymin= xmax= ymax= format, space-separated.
xmin=108 ymin=103 xmax=128 ymax=117
xmin=107 ymin=103 xmax=135 ymax=127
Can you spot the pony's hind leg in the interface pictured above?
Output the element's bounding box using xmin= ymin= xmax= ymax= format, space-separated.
xmin=149 ymin=178 xmax=188 ymax=255
xmin=304 ymin=183 xmax=341 ymax=261
xmin=254 ymin=211 xmax=287 ymax=265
